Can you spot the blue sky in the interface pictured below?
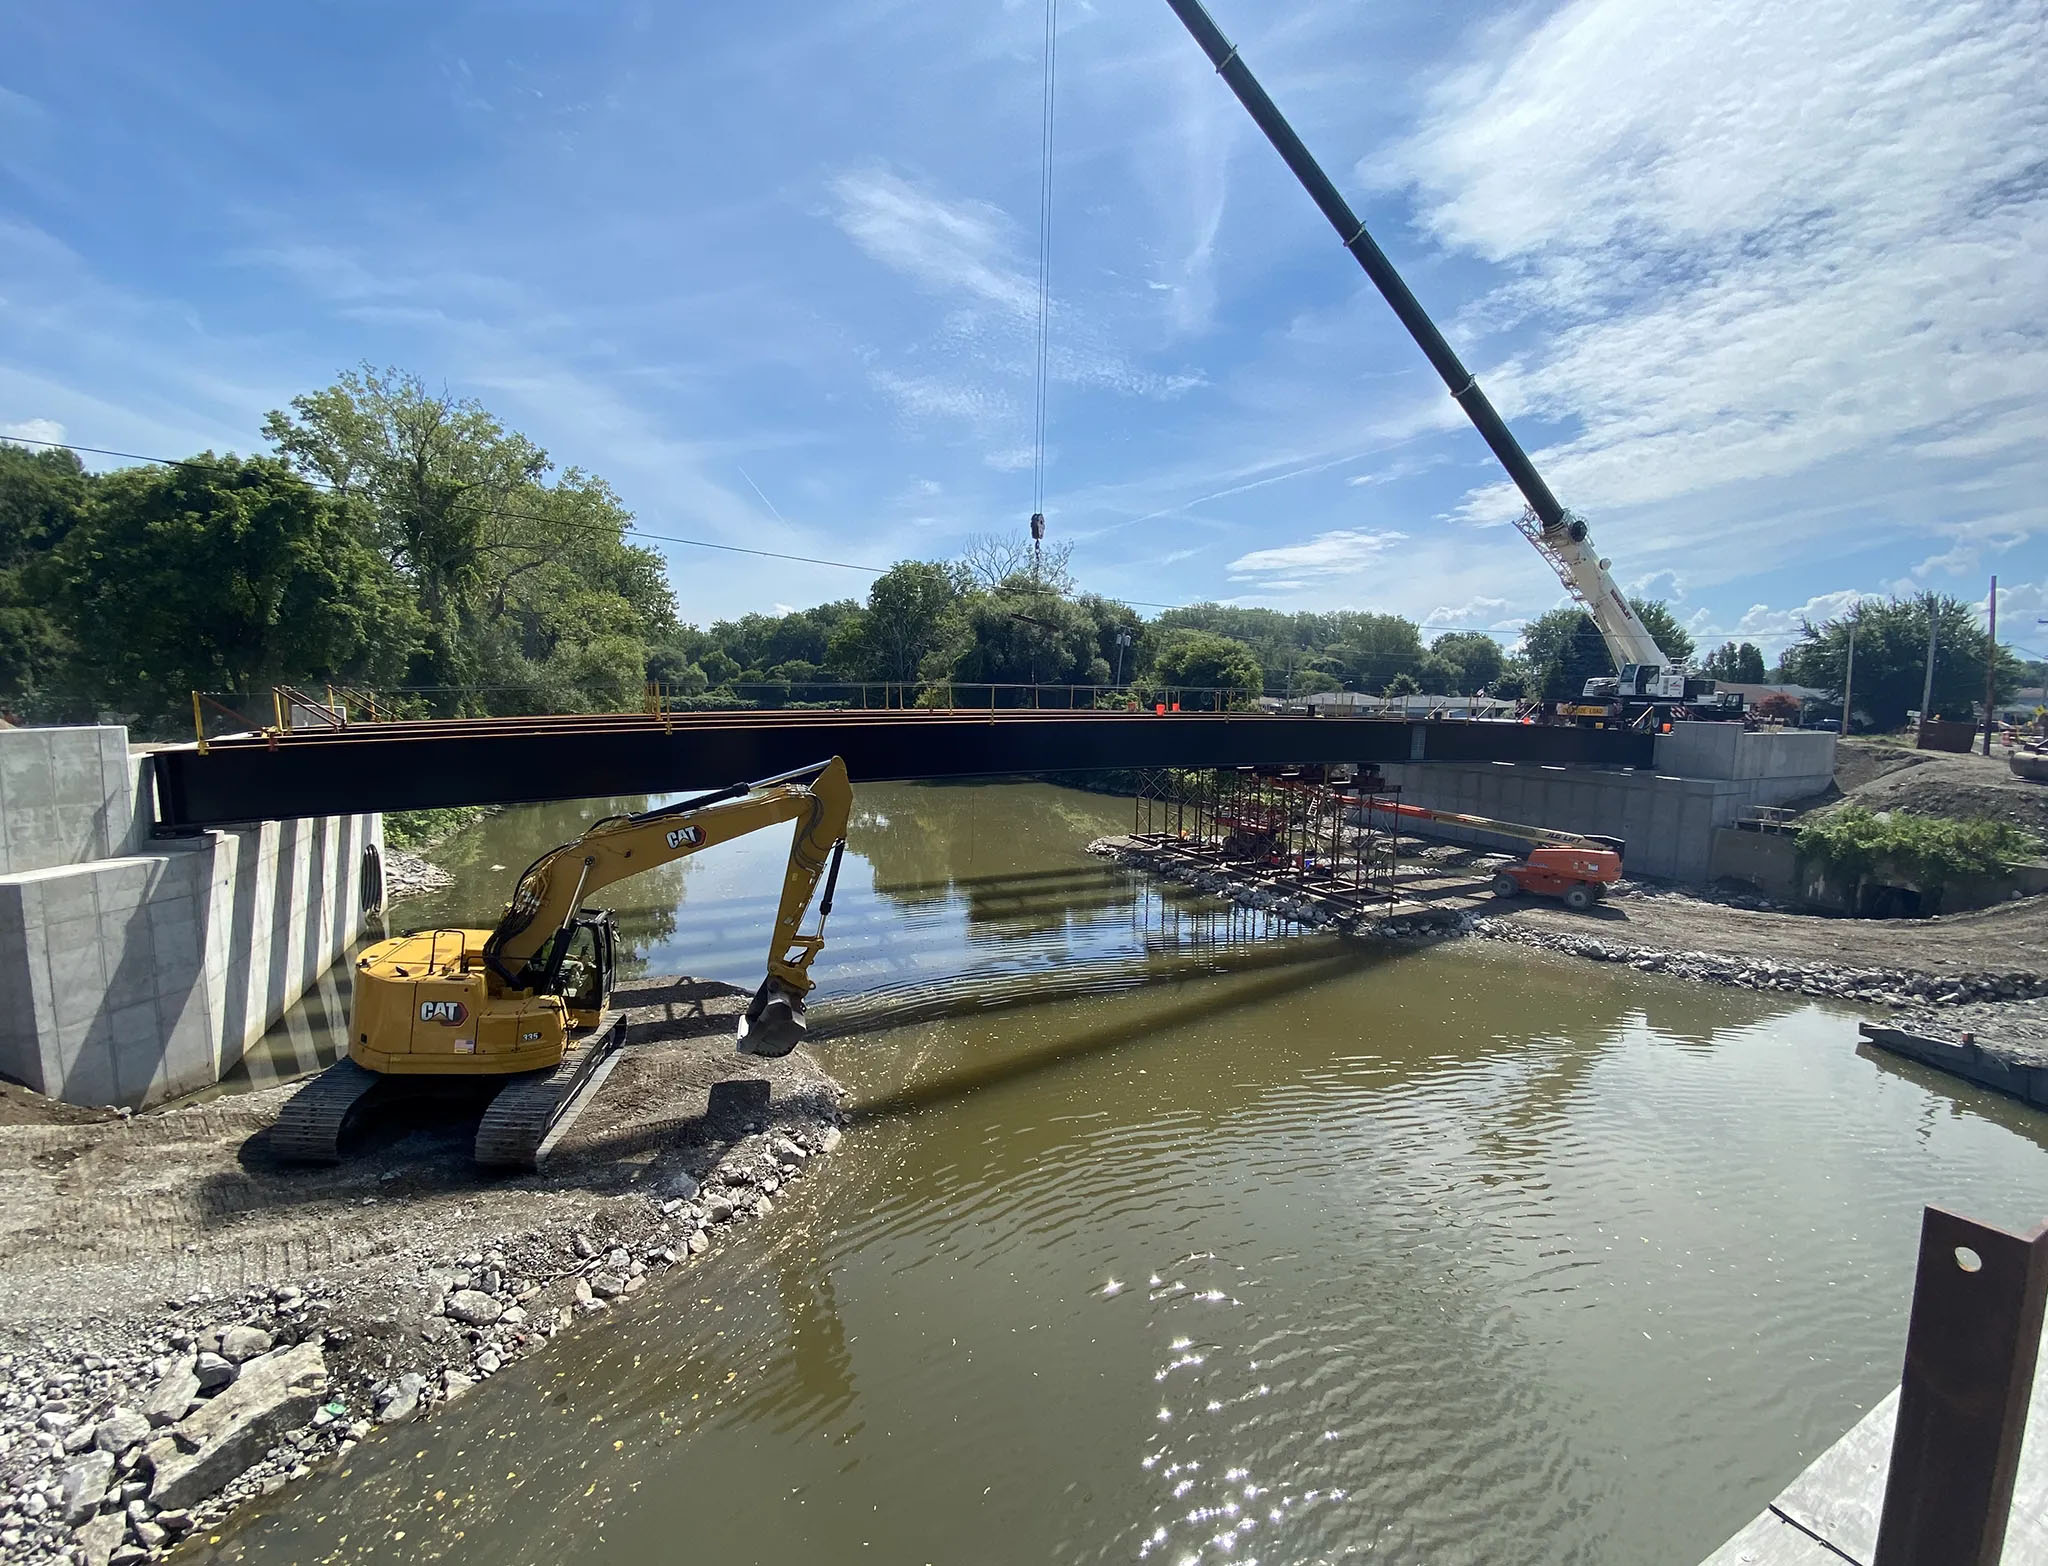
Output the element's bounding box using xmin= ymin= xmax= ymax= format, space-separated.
xmin=2 ymin=0 xmax=2043 ymax=659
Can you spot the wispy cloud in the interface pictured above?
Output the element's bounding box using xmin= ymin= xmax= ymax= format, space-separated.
xmin=1389 ymin=0 xmax=2048 ymax=538
xmin=1228 ymin=528 xmax=1408 ymax=582
xmin=830 ymin=167 xmax=1036 ymax=319
xmin=1 ymin=417 xmax=64 ymax=444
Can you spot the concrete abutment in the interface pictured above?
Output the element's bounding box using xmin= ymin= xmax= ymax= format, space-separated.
xmin=0 ymin=724 xmax=379 ymax=1108
xmin=1378 ymin=724 xmax=1836 ymax=883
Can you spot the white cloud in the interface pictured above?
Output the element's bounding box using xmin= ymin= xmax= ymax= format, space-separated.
xmin=1 ymin=417 xmax=65 ymax=445
xmin=869 ymin=369 xmax=1015 ymax=427
xmin=1227 ymin=528 xmax=1408 ymax=582
xmin=1629 ymin=569 xmax=1685 ymax=603
xmin=1701 ymin=588 xmax=1883 ymax=651
xmin=1984 ymin=579 xmax=2046 ymax=642
xmin=830 ymin=167 xmax=1035 ymax=320
xmin=1390 ymin=0 xmax=2048 ymax=529
xmin=1425 ymin=595 xmax=1516 ymax=631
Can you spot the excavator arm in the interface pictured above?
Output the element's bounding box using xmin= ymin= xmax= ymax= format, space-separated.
xmin=481 ymin=756 xmax=853 ymax=1056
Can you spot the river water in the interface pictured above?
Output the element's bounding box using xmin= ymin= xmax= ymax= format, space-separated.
xmin=212 ymin=782 xmax=2048 ymax=1564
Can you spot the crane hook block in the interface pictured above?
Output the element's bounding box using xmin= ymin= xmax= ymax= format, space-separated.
xmin=1029 ymin=512 xmax=1046 ymax=541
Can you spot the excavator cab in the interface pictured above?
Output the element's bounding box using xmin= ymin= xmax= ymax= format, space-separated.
xmin=542 ymin=909 xmax=619 ymax=1031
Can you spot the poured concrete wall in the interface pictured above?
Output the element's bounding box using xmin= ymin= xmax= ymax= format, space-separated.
xmin=1652 ymin=723 xmax=1836 ymax=784
xmin=0 ymin=726 xmax=378 ymax=1108
xmin=0 ymin=724 xmax=152 ymax=873
xmin=1380 ymin=724 xmax=1838 ymax=884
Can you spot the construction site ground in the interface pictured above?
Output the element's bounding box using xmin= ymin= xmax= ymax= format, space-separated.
xmin=1493 ymin=880 xmax=2048 ymax=978
xmin=0 ymin=975 xmax=851 ymax=1566
xmin=1816 ymin=735 xmax=2048 ymax=835
xmin=0 ymin=978 xmax=838 ymax=1328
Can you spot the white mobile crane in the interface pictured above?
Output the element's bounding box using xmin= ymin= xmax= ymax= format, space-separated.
xmin=1514 ymin=515 xmax=1743 ymax=729
xmin=1163 ymin=0 xmax=1744 ymax=732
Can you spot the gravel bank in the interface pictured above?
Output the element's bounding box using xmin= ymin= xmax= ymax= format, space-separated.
xmin=1819 ymin=738 xmax=2048 ymax=836
xmin=0 ymin=977 xmax=844 ymax=1566
xmin=380 ymin=850 xmax=451 ymax=903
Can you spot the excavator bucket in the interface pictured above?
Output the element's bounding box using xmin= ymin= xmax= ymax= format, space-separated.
xmin=736 ymin=978 xmax=808 ymax=1058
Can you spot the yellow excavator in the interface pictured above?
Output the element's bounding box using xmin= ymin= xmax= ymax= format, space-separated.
xmin=275 ymin=757 xmax=853 ymax=1169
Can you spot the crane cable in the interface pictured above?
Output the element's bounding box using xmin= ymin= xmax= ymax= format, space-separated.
xmin=1028 ymin=0 xmax=1060 ymax=570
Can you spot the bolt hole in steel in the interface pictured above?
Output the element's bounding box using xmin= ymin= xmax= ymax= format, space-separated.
xmin=1955 ymin=1245 xmax=1984 ymax=1273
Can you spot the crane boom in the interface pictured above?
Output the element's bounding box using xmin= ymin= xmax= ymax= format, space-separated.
xmin=1161 ymin=0 xmax=1673 ymax=673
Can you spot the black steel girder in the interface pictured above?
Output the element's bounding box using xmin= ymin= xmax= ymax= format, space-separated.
xmin=150 ymin=711 xmax=1655 ymax=829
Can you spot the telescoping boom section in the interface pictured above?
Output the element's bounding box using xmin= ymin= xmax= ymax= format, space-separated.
xmin=1159 ymin=0 xmax=1677 ymax=680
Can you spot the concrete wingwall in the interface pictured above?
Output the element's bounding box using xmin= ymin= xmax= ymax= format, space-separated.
xmin=1378 ymin=724 xmax=1836 ymax=884
xmin=0 ymin=725 xmax=379 ymax=1108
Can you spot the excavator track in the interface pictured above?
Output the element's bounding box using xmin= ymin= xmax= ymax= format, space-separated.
xmin=270 ymin=1059 xmax=388 ymax=1164
xmin=472 ymin=1014 xmax=631 ymax=1172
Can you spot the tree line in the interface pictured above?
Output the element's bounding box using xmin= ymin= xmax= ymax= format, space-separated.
xmin=2 ymin=367 xmax=2028 ymax=733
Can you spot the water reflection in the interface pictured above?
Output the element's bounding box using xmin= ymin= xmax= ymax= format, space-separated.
xmin=203 ymin=915 xmax=2048 ymax=1566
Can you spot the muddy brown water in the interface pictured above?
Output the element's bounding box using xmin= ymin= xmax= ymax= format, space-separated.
xmin=204 ymin=782 xmax=2048 ymax=1564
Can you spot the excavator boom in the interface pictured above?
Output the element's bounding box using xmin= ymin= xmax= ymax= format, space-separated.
xmin=483 ymin=756 xmax=853 ymax=1054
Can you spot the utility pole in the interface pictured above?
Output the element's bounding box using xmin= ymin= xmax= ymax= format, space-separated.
xmin=1114 ymin=628 xmax=1131 ymax=688
xmin=1919 ymin=592 xmax=1940 ymax=742
xmin=1840 ymin=624 xmax=1856 ymax=738
xmin=1982 ymin=575 xmax=1999 ymax=755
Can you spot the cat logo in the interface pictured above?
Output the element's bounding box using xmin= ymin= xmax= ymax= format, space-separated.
xmin=419 ymin=1000 xmax=468 ymax=1025
xmin=665 ymin=824 xmax=706 ymax=850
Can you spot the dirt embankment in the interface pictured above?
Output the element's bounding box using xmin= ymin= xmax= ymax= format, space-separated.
xmin=0 ymin=978 xmax=845 ymax=1566
xmin=1807 ymin=738 xmax=2048 ymax=837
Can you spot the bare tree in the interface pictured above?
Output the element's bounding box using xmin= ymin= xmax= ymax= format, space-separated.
xmin=959 ymin=529 xmax=1075 ymax=594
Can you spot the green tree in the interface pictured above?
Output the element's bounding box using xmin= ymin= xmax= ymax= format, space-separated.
xmin=264 ymin=366 xmax=674 ymax=709
xmin=833 ymin=561 xmax=963 ymax=681
xmin=1382 ymin=671 xmax=1420 ymax=699
xmin=1152 ymin=604 xmax=1426 ymax=696
xmin=1520 ymin=608 xmax=1612 ymax=701
xmin=48 ymin=455 xmax=415 ymax=723
xmin=1634 ymin=600 xmax=1696 ymax=666
xmin=942 ymin=580 xmax=1107 ymax=697
xmin=1428 ymin=630 xmax=1507 ymax=694
xmin=1149 ymin=630 xmax=1261 ymax=709
xmin=1701 ymin=640 xmax=1767 ymax=683
xmin=0 ymin=443 xmax=91 ymax=718
xmin=1780 ymin=595 xmax=2020 ymax=731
